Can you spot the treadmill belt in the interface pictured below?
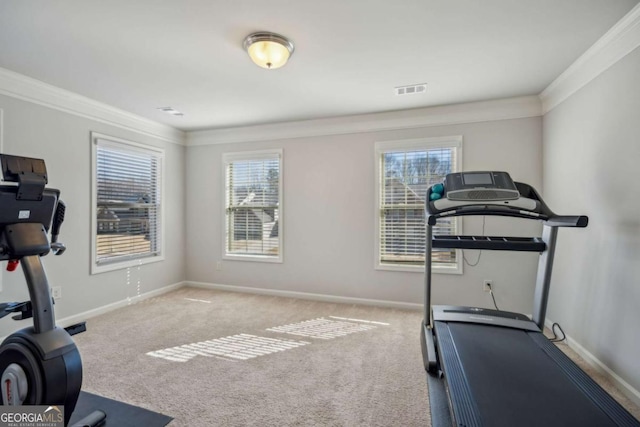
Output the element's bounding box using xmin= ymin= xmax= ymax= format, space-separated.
xmin=436 ymin=322 xmax=639 ymax=427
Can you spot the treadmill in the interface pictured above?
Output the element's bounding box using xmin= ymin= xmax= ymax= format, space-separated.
xmin=421 ymin=171 xmax=640 ymax=427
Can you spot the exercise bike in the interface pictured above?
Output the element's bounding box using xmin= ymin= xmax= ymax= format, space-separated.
xmin=0 ymin=154 xmax=105 ymax=426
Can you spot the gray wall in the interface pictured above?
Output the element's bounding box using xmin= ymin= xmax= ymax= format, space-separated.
xmin=186 ymin=117 xmax=543 ymax=312
xmin=0 ymin=95 xmax=186 ymax=337
xmin=543 ymin=47 xmax=640 ymax=393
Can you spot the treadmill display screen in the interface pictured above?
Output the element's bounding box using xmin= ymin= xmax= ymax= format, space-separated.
xmin=463 ymin=173 xmax=493 ymax=186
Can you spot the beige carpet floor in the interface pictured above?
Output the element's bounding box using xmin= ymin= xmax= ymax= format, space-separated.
xmin=72 ymin=286 xmax=640 ymax=426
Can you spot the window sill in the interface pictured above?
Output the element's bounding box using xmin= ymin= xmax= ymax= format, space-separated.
xmin=375 ymin=263 xmax=462 ymax=275
xmin=223 ymin=254 xmax=283 ymax=264
xmin=91 ymin=254 xmax=164 ymax=275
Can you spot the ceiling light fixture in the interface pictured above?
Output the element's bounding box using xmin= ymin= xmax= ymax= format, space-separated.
xmin=243 ymin=32 xmax=294 ymax=70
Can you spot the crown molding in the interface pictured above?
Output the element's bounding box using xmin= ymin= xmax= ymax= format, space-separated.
xmin=540 ymin=4 xmax=640 ymax=114
xmin=187 ymin=95 xmax=542 ymax=146
xmin=0 ymin=67 xmax=185 ymax=145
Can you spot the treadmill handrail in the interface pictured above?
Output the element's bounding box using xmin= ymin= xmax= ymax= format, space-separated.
xmin=426 ymin=181 xmax=588 ymax=228
xmin=546 ymin=215 xmax=588 ymax=228
xmin=432 ymin=235 xmax=547 ymax=252
xmin=427 ymin=209 xmax=588 ymax=227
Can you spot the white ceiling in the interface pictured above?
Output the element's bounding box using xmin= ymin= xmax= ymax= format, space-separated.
xmin=0 ymin=1 xmax=638 ymax=132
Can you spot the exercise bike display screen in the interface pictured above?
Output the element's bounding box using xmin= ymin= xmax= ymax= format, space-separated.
xmin=462 ymin=173 xmax=493 ymax=186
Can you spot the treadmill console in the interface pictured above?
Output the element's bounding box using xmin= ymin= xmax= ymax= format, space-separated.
xmin=444 ymin=171 xmax=519 ymax=201
xmin=427 ymin=171 xmax=540 ymax=218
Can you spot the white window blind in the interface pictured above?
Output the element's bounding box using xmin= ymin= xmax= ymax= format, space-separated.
xmin=93 ymin=137 xmax=163 ymax=269
xmin=224 ymin=151 xmax=282 ymax=260
xmin=377 ymin=139 xmax=460 ymax=270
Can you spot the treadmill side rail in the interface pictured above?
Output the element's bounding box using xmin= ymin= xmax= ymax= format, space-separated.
xmin=427 ymin=371 xmax=454 ymax=427
xmin=420 ymin=322 xmax=438 ymax=373
xmin=531 ymin=333 xmax=640 ymax=427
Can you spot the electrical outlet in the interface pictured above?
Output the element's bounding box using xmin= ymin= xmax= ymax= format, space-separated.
xmin=52 ymin=286 xmax=62 ymax=300
xmin=215 ymin=261 xmax=222 ymax=271
xmin=483 ymin=280 xmax=493 ymax=292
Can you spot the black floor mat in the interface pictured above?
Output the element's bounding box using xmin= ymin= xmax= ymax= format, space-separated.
xmin=68 ymin=391 xmax=172 ymax=426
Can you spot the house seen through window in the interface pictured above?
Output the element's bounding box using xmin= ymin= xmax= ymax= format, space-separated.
xmin=91 ymin=133 xmax=164 ymax=274
xmin=223 ymin=150 xmax=282 ymax=261
xmin=376 ymin=138 xmax=461 ymax=272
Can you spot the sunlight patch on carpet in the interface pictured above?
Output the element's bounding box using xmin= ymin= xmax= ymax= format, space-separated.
xmin=146 ymin=334 xmax=309 ymax=362
xmin=183 ymin=298 xmax=212 ymax=303
xmin=329 ymin=316 xmax=390 ymax=326
xmin=267 ymin=317 xmax=378 ymax=339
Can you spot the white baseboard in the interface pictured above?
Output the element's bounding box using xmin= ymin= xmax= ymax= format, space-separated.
xmin=55 ymin=281 xmax=186 ymax=328
xmin=545 ymin=318 xmax=640 ymax=408
xmin=186 ymin=281 xmax=422 ymax=311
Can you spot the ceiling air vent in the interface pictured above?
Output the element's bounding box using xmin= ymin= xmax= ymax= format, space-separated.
xmin=157 ymin=107 xmax=184 ymax=116
xmin=395 ymin=83 xmax=427 ymax=96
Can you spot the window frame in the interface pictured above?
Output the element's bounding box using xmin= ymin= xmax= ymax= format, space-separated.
xmin=222 ymin=149 xmax=283 ymax=263
xmin=374 ymin=136 xmax=463 ymax=274
xmin=90 ymin=132 xmax=165 ymax=275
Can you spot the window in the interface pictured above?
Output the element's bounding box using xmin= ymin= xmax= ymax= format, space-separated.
xmin=91 ymin=133 xmax=164 ymax=274
xmin=223 ymin=150 xmax=282 ymax=262
xmin=375 ymin=137 xmax=462 ymax=273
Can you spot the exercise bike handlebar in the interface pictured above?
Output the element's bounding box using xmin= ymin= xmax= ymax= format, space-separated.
xmin=51 ymin=200 xmax=66 ymax=244
xmin=51 ymin=200 xmax=67 ymax=255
